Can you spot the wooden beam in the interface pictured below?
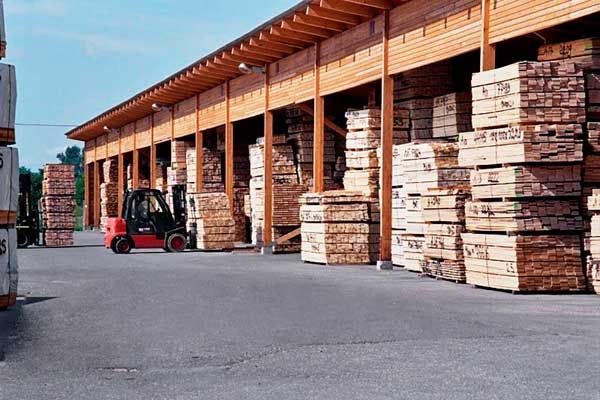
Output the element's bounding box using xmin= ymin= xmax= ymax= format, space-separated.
xmin=263 ymin=71 xmax=274 ymax=250
xmin=274 ymin=227 xmax=301 ymax=245
xmin=306 ymin=5 xmax=362 ymax=25
xmin=195 ymin=94 xmax=203 ymax=193
xmin=223 ymin=51 xmax=272 ymax=66
xmin=117 ymin=152 xmax=124 ymax=216
xmin=379 ymin=9 xmax=393 ymax=267
xmin=313 ymin=43 xmax=324 ymax=193
xmin=249 ymin=37 xmax=298 ymax=53
xmin=231 ymin=47 xmax=277 ymax=64
xmin=132 ymin=120 xmax=140 ymax=189
xmin=225 ymin=81 xmax=234 ymax=212
xmin=343 ymin=0 xmax=392 ymax=9
xmin=241 ymin=42 xmax=291 ymax=58
xmin=84 ymin=162 xmax=91 ymax=228
xmin=297 ymin=103 xmax=346 ymax=138
xmin=293 ymin=13 xmax=348 ymax=32
xmin=150 ymin=114 xmax=156 ymax=188
xmin=281 ymin=19 xmax=333 ymax=38
xmin=259 ymin=31 xmax=308 ymax=49
xmin=320 ymin=0 xmax=376 ymax=18
xmin=271 ymin=26 xmax=320 ymax=44
xmin=480 ymin=0 xmax=496 ymax=71
xmin=93 ymin=160 xmax=100 ymax=228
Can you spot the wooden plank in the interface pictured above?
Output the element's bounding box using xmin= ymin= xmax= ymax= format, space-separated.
xmin=117 ymin=152 xmax=124 ymax=216
xmin=150 ymin=115 xmax=156 ymax=187
xmin=380 ymin=9 xmax=393 ymax=263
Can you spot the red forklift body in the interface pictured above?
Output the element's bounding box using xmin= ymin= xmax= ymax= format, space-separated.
xmin=104 ymin=218 xmax=127 ymax=248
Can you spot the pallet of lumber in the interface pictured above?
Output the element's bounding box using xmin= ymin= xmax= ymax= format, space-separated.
xmin=42 ymin=164 xmax=75 ymax=246
xmin=422 ymin=187 xmax=469 ymax=223
xmin=432 ymin=92 xmax=473 ymax=138
xmin=458 ymin=124 xmax=583 ymax=166
xmin=470 ymin=165 xmax=581 ymax=199
xmin=186 ymin=192 xmax=235 ymax=250
xmin=465 ymin=199 xmax=582 ymax=232
xmin=462 ymin=233 xmax=585 ymax=292
xmin=471 ymin=61 xmax=585 ymax=128
xmin=401 ymin=234 xmax=426 ymax=272
xmin=0 ymin=228 xmax=18 ymax=309
xmin=538 ymin=38 xmax=600 ymax=62
xmin=0 ymin=147 xmax=17 ymax=225
xmin=0 ymin=64 xmax=16 ymax=146
xmin=300 ymin=191 xmax=379 ymax=265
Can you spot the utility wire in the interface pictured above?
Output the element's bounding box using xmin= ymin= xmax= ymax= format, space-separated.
xmin=15 ymin=123 xmax=78 ymax=128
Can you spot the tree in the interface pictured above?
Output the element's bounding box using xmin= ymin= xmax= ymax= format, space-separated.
xmin=56 ymin=146 xmax=83 ymax=177
xmin=19 ymin=166 xmax=44 ymax=208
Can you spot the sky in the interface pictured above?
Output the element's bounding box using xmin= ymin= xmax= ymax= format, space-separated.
xmin=4 ymin=0 xmax=296 ymax=169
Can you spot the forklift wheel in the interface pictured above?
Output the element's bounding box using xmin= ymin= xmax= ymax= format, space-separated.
xmin=114 ymin=238 xmax=132 ymax=254
xmin=17 ymin=231 xmax=29 ymax=248
xmin=166 ymin=233 xmax=186 ymax=253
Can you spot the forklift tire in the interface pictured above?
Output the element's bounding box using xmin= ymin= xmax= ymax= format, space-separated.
xmin=114 ymin=237 xmax=132 ymax=254
xmin=17 ymin=231 xmax=30 ymax=248
xmin=166 ymin=233 xmax=186 ymax=253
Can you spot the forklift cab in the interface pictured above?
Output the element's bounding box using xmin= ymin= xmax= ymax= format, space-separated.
xmin=125 ymin=189 xmax=174 ymax=237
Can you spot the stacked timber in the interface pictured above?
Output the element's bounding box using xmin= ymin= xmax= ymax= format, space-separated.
xmin=432 ymin=92 xmax=473 ymax=138
xmin=248 ymin=136 xmax=305 ymax=252
xmin=300 ymin=191 xmax=379 ymax=265
xmin=587 ymin=190 xmax=600 ymax=294
xmin=155 ymin=165 xmax=168 ymax=194
xmin=99 ymin=159 xmax=118 ymax=230
xmin=42 ymin=164 xmax=75 ymax=246
xmin=391 ymin=145 xmax=407 ymax=267
xmin=0 ymin=11 xmax=17 ymax=309
xmin=126 ymin=163 xmax=150 ymax=190
xmin=233 ymin=153 xmax=251 ymax=242
xmin=396 ymin=142 xmax=469 ymax=272
xmin=422 ymin=187 xmax=470 ymax=282
xmin=185 ymin=146 xmax=224 ymax=194
xmin=285 ymin=106 xmax=336 ymax=188
xmin=166 ymin=141 xmax=189 ymax=211
xmin=538 ymin=37 xmax=600 ymax=70
xmin=186 ymin=192 xmax=235 ymax=250
xmin=185 ymin=146 xmax=196 ymax=193
xmin=394 ymin=62 xmax=453 ymax=140
xmin=459 ymin=61 xmax=586 ymax=292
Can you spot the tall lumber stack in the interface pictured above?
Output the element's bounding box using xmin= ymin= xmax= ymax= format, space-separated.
xmin=100 ymin=159 xmax=118 ymax=231
xmin=394 ymin=61 xmax=453 ymax=140
xmin=126 ymin=163 xmax=149 ymax=190
xmin=233 ymin=154 xmax=251 ymax=243
xmin=394 ymin=142 xmax=469 ymax=272
xmin=391 ymin=145 xmax=406 ymax=266
xmin=432 ymin=92 xmax=473 ymax=139
xmin=285 ymin=106 xmax=337 ymax=188
xmin=422 ymin=187 xmax=470 ymax=282
xmin=186 ymin=192 xmax=235 ymax=250
xmin=166 ymin=140 xmax=189 ymax=210
xmin=185 ymin=145 xmax=224 ymax=194
xmin=0 ymin=55 xmax=17 ymax=307
xmin=299 ymin=191 xmax=379 ymax=265
xmin=459 ymin=61 xmax=586 ymax=292
xmin=248 ymin=136 xmax=305 ymax=252
xmin=42 ymin=164 xmax=75 ymax=246
xmin=587 ymin=191 xmax=600 ymax=294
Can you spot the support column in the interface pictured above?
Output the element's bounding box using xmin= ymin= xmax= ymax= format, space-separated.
xmin=195 ymin=95 xmax=204 ymax=193
xmin=117 ymin=152 xmax=124 ymax=216
xmin=225 ymin=82 xmax=234 ymax=211
xmin=132 ymin=149 xmax=140 ymax=189
xmin=313 ymin=43 xmax=324 ymax=193
xmin=480 ymin=0 xmax=496 ymax=71
xmin=378 ymin=10 xmax=393 ymax=271
xmin=84 ymin=161 xmax=91 ymax=228
xmin=150 ymin=114 xmax=156 ymax=189
xmin=262 ymin=68 xmax=274 ymax=253
xmin=93 ymin=160 xmax=101 ymax=228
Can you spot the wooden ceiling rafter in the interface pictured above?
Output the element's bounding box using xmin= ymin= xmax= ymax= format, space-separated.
xmin=281 ymin=18 xmax=335 ymax=38
xmin=306 ymin=5 xmax=362 ymax=24
xmin=271 ymin=26 xmax=321 ymax=44
xmin=293 ymin=13 xmax=349 ymax=32
xmin=230 ymin=47 xmax=277 ymax=64
xmin=320 ymin=0 xmax=377 ymax=17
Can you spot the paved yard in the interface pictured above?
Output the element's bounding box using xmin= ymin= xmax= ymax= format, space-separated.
xmin=1 ymin=231 xmax=599 ymax=400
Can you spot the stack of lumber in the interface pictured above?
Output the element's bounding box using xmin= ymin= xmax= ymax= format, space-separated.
xmin=100 ymin=159 xmax=118 ymax=230
xmin=300 ymin=191 xmax=379 ymax=264
xmin=458 ymin=61 xmax=586 ymax=292
xmin=167 ymin=140 xmax=189 ymax=187
xmin=232 ymin=153 xmax=251 ymax=242
xmin=394 ymin=61 xmax=452 ymax=140
xmin=538 ymin=37 xmax=600 ymax=70
xmin=432 ymin=92 xmax=473 ymax=138
xmin=422 ymin=187 xmax=470 ymax=282
xmin=285 ymin=106 xmax=336 ymax=187
xmin=186 ymin=192 xmax=235 ymax=250
xmin=126 ymin=163 xmax=150 ymax=190
xmin=185 ymin=146 xmax=224 ymax=193
xmin=42 ymin=164 xmax=75 ymax=246
xmin=587 ymin=190 xmax=600 ymax=294
xmin=396 ymin=142 xmax=469 ymax=272
xmin=0 ymin=10 xmax=17 ymax=309
xmin=248 ymin=136 xmax=305 ymax=252
xmin=391 ymin=145 xmax=406 ymax=266
xmin=155 ymin=165 xmax=168 ymax=194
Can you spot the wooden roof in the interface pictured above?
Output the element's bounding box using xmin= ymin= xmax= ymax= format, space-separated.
xmin=67 ymin=0 xmax=405 ymax=141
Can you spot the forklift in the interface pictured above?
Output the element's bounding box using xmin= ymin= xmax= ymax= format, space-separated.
xmin=104 ymin=187 xmax=189 ymax=254
xmin=16 ymin=173 xmax=40 ymax=248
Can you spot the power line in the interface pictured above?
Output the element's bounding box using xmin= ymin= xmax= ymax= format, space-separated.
xmin=16 ymin=123 xmax=78 ymax=128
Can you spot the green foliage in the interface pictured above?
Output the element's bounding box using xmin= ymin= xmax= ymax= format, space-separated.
xmin=56 ymin=145 xmax=85 ymax=206
xmin=19 ymin=166 xmax=44 ymax=209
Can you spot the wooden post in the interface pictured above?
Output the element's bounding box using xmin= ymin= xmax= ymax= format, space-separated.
xmin=132 ymin=121 xmax=139 ymax=189
xmin=150 ymin=114 xmax=156 ymax=189
xmin=480 ymin=0 xmax=496 ymax=71
xmin=263 ymin=68 xmax=274 ymax=253
xmin=93 ymin=160 xmax=100 ymax=228
xmin=195 ymin=94 xmax=203 ymax=193
xmin=313 ymin=43 xmax=324 ymax=193
xmin=84 ymin=161 xmax=91 ymax=228
xmin=225 ymin=82 xmax=234 ymax=211
xmin=379 ymin=10 xmax=393 ymax=270
xmin=117 ymin=152 xmax=124 ymax=216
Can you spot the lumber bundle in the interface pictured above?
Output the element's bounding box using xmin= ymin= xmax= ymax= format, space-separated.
xmin=391 ymin=145 xmax=406 ymax=266
xmin=0 ymin=147 xmax=17 ymax=226
xmin=432 ymin=92 xmax=473 ymax=138
xmin=0 ymin=64 xmax=15 ymax=146
xmin=587 ymin=190 xmax=600 ymax=294
xmin=462 ymin=233 xmax=585 ymax=292
xmin=185 ymin=146 xmax=224 ymax=193
xmin=394 ymin=61 xmax=453 ymax=140
xmin=42 ymin=164 xmax=75 ymax=246
xmin=0 ymin=228 xmax=17 ymax=309
xmin=155 ymin=165 xmax=168 ymax=194
xmin=99 ymin=159 xmax=118 ymax=231
xmin=538 ymin=38 xmax=600 ymax=70
xmin=459 ymin=61 xmax=586 ymax=292
xmin=300 ymin=191 xmax=379 ymax=265
xmin=186 ymin=192 xmax=235 ymax=250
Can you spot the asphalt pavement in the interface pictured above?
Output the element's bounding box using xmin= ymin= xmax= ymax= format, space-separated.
xmin=1 ymin=231 xmax=599 ymax=400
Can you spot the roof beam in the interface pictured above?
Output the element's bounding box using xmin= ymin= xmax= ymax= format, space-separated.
xmin=320 ymin=0 xmax=377 ymax=17
xmin=271 ymin=26 xmax=320 ymax=44
xmin=259 ymin=31 xmax=307 ymax=48
xmin=225 ymin=50 xmax=272 ymax=65
xmin=343 ymin=0 xmax=392 ymax=9
xmin=281 ymin=18 xmax=333 ymax=38
xmin=249 ymin=37 xmax=299 ymax=53
xmin=231 ymin=47 xmax=279 ymax=63
xmin=241 ymin=42 xmax=292 ymax=58
xmin=293 ymin=13 xmax=348 ymax=32
xmin=306 ymin=5 xmax=362 ymax=25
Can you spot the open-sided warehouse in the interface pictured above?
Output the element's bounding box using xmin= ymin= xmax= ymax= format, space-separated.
xmin=67 ymin=0 xmax=600 ymax=290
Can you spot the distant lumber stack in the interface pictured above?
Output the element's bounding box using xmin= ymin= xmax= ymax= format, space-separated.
xmin=300 ymin=191 xmax=379 ymax=265
xmin=459 ymin=61 xmax=586 ymax=292
xmin=587 ymin=190 xmax=600 ymax=294
xmin=432 ymin=92 xmax=473 ymax=139
xmin=99 ymin=159 xmax=118 ymax=231
xmin=42 ymin=164 xmax=75 ymax=247
xmin=186 ymin=192 xmax=235 ymax=250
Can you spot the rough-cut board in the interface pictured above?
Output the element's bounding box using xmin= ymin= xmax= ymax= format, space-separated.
xmin=462 ymin=233 xmax=585 ymax=292
xmin=0 ymin=64 xmax=16 ymax=145
xmin=0 ymin=228 xmax=18 ymax=309
xmin=422 ymin=187 xmax=469 ymax=223
xmin=470 ymin=165 xmax=581 ymax=200
xmin=0 ymin=147 xmax=18 ymax=225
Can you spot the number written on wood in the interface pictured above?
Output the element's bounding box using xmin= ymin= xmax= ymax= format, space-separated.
xmin=0 ymin=239 xmax=6 ymax=255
